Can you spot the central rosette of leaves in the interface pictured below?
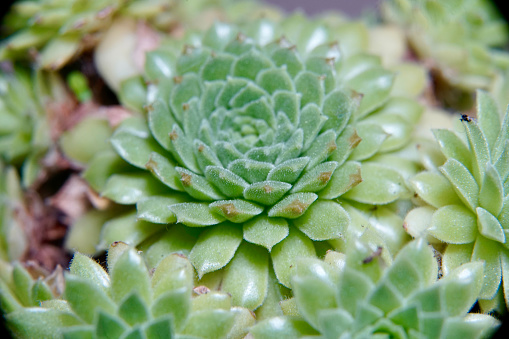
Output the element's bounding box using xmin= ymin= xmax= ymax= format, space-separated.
xmin=108 ymin=25 xmax=358 ymax=300
xmin=129 ymin=29 xmax=355 ymax=226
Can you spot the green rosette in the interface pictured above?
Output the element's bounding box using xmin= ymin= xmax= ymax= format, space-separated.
xmin=250 ymin=238 xmax=499 ymax=338
xmin=2 ymin=241 xmax=252 ymax=339
xmin=382 ymin=0 xmax=509 ymax=111
xmin=406 ymin=90 xmax=509 ymax=312
xmin=82 ymin=18 xmax=427 ymax=314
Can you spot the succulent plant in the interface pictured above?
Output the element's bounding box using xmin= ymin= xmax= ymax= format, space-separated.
xmin=250 ymin=238 xmax=499 ymax=338
xmin=0 ymin=0 xmax=172 ymax=70
xmin=381 ymin=0 xmax=509 ymax=111
xmin=0 ymin=64 xmax=76 ymax=187
xmin=406 ymin=90 xmax=509 ymax=311
xmin=83 ymin=17 xmax=429 ymax=312
xmin=3 ymin=241 xmax=254 ymax=339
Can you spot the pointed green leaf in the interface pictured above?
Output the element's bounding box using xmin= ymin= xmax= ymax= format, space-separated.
xmin=295 ymin=71 xmax=323 ymax=107
xmin=64 ymin=276 xmax=116 ymax=324
xmin=144 ymin=152 xmax=184 ymax=191
xmin=175 ymin=167 xmax=225 ymax=201
xmin=136 ymin=195 xmax=188 ymax=224
xmin=168 ymin=124 xmax=200 ymax=174
xmin=479 ymin=163 xmax=504 ymax=216
xmin=410 ymin=170 xmax=462 ymax=208
xmin=298 ymin=103 xmax=327 ymax=151
xmin=209 ymin=199 xmax=263 ymax=223
xmin=145 ymin=50 xmax=175 ymax=81
xmin=432 ymin=129 xmax=472 ymax=170
xmin=222 ymin=242 xmax=269 ymax=310
xmin=181 ymin=310 xmax=235 ymax=339
xmin=243 ymin=180 xmax=292 ymax=206
xmin=256 ymin=67 xmax=293 ymax=94
xmin=349 ymin=122 xmax=387 ymax=161
xmin=232 ymin=49 xmax=272 ymax=80
xmin=319 ymin=161 xmax=362 ymax=199
xmin=69 ymin=253 xmax=110 ymax=291
xmin=321 ymin=90 xmax=354 ymax=133
xmin=110 ymin=248 xmax=151 ymax=305
xmin=293 ymin=200 xmax=349 ymax=241
xmin=268 ymin=193 xmax=318 ymax=219
xmin=102 ymin=173 xmax=169 ymax=205
xmin=118 ymin=293 xmax=149 ymax=326
xmin=472 ymin=236 xmax=502 ymax=299
xmin=343 ymin=163 xmax=407 ymax=205
xmin=6 ymin=308 xmax=83 ymax=339
xmin=477 ymin=207 xmax=505 ymax=243
xmin=147 ymin=98 xmax=177 ymax=150
xmin=429 ymin=205 xmax=478 ymax=244
xmin=271 ymin=228 xmax=316 ymax=287
xmin=201 ymin=54 xmax=235 ymax=81
xmin=273 ymin=90 xmax=299 ymax=125
xmin=189 ymin=223 xmax=243 ymax=277
xmin=439 ymin=159 xmax=479 ymax=212
xmin=151 ymin=291 xmax=189 ymax=331
xmin=243 ymin=215 xmax=289 ymax=251
xmin=95 ymin=311 xmax=128 ymax=339
xmin=145 ymin=317 xmax=173 ymax=339
xmin=228 ymin=158 xmax=275 ymax=184
xmin=169 ymin=202 xmax=225 ymax=227
xmin=291 ymin=161 xmax=338 ymax=193
xmin=204 ymin=166 xmax=249 ymax=198
xmin=267 ymin=157 xmax=309 ymax=184
xmin=463 ymin=120 xmax=490 ymax=183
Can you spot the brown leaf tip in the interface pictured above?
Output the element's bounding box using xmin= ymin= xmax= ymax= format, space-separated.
xmin=180 ymin=173 xmax=192 ymax=187
xmin=218 ymin=203 xmax=238 ymax=218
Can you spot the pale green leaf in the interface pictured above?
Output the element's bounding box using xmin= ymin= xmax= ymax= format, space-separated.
xmin=243 ymin=215 xmax=289 ymax=251
xmin=222 ymin=242 xmax=269 ymax=310
xmin=189 ymin=223 xmax=243 ymax=277
xmin=293 ymin=200 xmax=349 ymax=241
xmin=169 ymin=202 xmax=225 ymax=227
xmin=271 ymin=228 xmax=316 ymax=287
xmin=429 ymin=205 xmax=478 ymax=244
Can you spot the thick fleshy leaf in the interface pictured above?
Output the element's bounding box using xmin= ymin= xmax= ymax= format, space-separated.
xmin=349 ymin=122 xmax=387 ymax=161
xmin=204 ymin=166 xmax=249 ymax=198
xmin=432 ymin=129 xmax=472 ymax=170
xmin=410 ymin=170 xmax=461 ymax=208
xmin=110 ymin=248 xmax=151 ymax=305
xmin=428 ymin=205 xmax=478 ymax=244
xmin=181 ymin=310 xmax=235 ymax=339
xmin=440 ymin=159 xmax=479 ymax=212
xmin=209 ymin=199 xmax=263 ymax=223
xmin=102 ymin=173 xmax=169 ymax=205
xmin=302 ymin=131 xmax=338 ymax=170
xmin=151 ymin=291 xmax=190 ymax=331
xmin=271 ymin=228 xmax=316 ymax=287
xmin=477 ymin=207 xmax=505 ymax=243
xmin=95 ymin=311 xmax=127 ymax=339
xmin=472 ymin=236 xmax=502 ymax=299
xmin=228 ymin=159 xmax=274 ymax=184
xmin=175 ymin=167 xmax=225 ymax=200
xmin=291 ymin=161 xmax=338 ymax=193
xmin=169 ymin=202 xmax=225 ymax=227
xmin=243 ymin=215 xmax=289 ymax=251
xmin=463 ymin=120 xmax=490 ymax=183
xmin=118 ymin=293 xmax=149 ymax=326
xmin=144 ymin=151 xmax=184 ymax=191
xmin=267 ymin=157 xmax=309 ymax=184
xmin=249 ymin=317 xmax=318 ymax=339
xmin=329 ymin=126 xmax=361 ymax=166
xmin=478 ymin=163 xmax=504 ymax=216
xmin=64 ymin=276 xmax=116 ymax=324
xmin=243 ymin=181 xmax=292 ymax=205
xmin=6 ymin=308 xmax=83 ymax=339
xmin=111 ymin=121 xmax=167 ymax=169
xmin=137 ymin=195 xmax=188 ymax=224
xmin=342 ymin=163 xmax=407 ymax=204
xmin=292 ymin=200 xmax=349 ymax=241
xmin=441 ymin=262 xmax=484 ymax=316
xmin=321 ymin=90 xmax=353 ymax=133
xmin=319 ymin=161 xmax=362 ymax=199
xmin=69 ymin=253 xmax=110 ymax=291
xmin=268 ymin=193 xmax=318 ymax=219
xmin=190 ymin=223 xmax=243 ymax=277
xmin=222 ymin=242 xmax=269 ymax=310
xmin=403 ymin=206 xmax=434 ymax=239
